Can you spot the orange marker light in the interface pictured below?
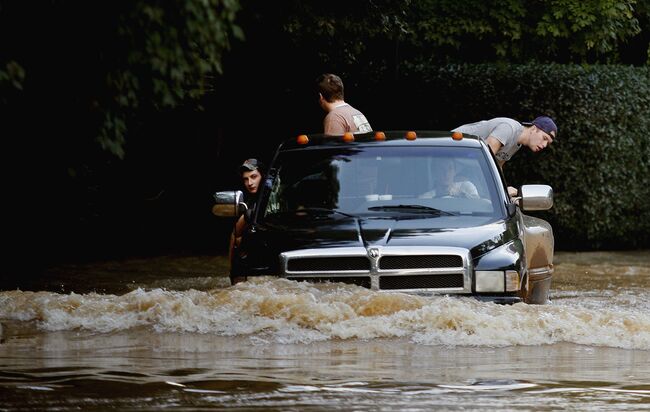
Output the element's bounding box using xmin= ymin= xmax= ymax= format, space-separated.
xmin=375 ymin=131 xmax=386 ymax=141
xmin=343 ymin=132 xmax=355 ymax=142
xmin=406 ymin=131 xmax=417 ymax=140
xmin=451 ymin=131 xmax=463 ymax=140
xmin=297 ymin=134 xmax=309 ymax=145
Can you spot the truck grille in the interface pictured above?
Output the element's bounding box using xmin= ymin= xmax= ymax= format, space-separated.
xmin=280 ymin=247 xmax=471 ymax=294
xmin=287 ymin=257 xmax=370 ymax=272
xmin=380 ymin=255 xmax=462 ymax=269
xmin=287 ymin=276 xmax=371 ymax=288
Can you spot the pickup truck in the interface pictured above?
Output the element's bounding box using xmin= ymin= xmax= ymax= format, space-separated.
xmin=213 ymin=131 xmax=554 ymax=304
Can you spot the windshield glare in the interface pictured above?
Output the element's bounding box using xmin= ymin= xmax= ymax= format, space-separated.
xmin=264 ymin=146 xmax=501 ymax=218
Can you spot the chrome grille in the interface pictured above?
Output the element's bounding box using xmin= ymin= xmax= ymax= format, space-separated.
xmin=287 ymin=257 xmax=370 ymax=272
xmin=280 ymin=246 xmax=472 ymax=294
xmin=380 ymin=255 xmax=462 ymax=269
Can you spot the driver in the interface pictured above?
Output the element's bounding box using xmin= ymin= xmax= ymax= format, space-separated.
xmin=420 ymin=158 xmax=479 ymax=199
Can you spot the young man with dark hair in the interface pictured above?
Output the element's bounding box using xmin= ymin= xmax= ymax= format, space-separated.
xmin=452 ymin=116 xmax=557 ymax=168
xmin=452 ymin=116 xmax=557 ymax=197
xmin=316 ymin=73 xmax=372 ymax=135
xmin=237 ymin=158 xmax=264 ymax=223
xmin=230 ymin=158 xmax=264 ymax=285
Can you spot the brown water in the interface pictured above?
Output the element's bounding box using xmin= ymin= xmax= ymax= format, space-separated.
xmin=1 ymin=251 xmax=649 ymax=411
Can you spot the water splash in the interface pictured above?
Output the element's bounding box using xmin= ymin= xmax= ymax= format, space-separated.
xmin=1 ymin=277 xmax=649 ymax=349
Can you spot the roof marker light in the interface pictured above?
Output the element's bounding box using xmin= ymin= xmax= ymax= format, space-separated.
xmin=451 ymin=131 xmax=463 ymax=140
xmin=406 ymin=131 xmax=417 ymax=140
xmin=297 ymin=134 xmax=309 ymax=145
xmin=343 ymin=132 xmax=355 ymax=142
xmin=375 ymin=131 xmax=386 ymax=141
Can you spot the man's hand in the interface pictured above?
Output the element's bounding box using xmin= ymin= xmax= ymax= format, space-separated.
xmin=507 ymin=186 xmax=520 ymax=206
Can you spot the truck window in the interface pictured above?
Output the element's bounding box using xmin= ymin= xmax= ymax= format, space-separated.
xmin=264 ymin=146 xmax=501 ymax=218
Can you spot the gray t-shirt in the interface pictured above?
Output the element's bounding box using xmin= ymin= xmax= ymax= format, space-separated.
xmin=452 ymin=117 xmax=523 ymax=162
xmin=324 ymin=103 xmax=372 ymax=135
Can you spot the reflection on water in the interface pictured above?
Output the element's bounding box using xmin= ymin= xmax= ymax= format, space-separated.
xmin=1 ymin=250 xmax=650 ymax=410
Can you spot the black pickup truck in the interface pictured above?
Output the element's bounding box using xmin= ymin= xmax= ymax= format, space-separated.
xmin=213 ymin=131 xmax=554 ymax=304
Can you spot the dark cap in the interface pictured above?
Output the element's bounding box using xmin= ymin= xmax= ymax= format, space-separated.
xmin=239 ymin=158 xmax=262 ymax=173
xmin=523 ymin=116 xmax=557 ymax=138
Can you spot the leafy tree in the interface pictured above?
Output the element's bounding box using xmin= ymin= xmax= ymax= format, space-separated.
xmin=2 ymin=0 xmax=645 ymax=159
xmin=281 ymin=0 xmax=644 ymax=67
xmin=0 ymin=61 xmax=24 ymax=95
xmin=624 ymin=0 xmax=650 ymax=64
xmin=0 ymin=0 xmax=243 ymax=158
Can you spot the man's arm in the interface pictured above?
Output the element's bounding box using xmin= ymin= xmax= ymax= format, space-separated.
xmin=485 ymin=135 xmax=517 ymax=197
xmin=485 ymin=136 xmax=503 ymax=158
xmin=485 ymin=135 xmax=507 ymax=168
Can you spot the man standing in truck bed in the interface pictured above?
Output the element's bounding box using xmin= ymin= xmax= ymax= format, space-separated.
xmin=316 ymin=73 xmax=373 ymax=135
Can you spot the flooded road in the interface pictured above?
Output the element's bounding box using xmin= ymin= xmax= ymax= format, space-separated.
xmin=1 ymin=251 xmax=649 ymax=410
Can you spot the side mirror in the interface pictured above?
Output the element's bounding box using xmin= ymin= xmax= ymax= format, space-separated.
xmin=212 ymin=190 xmax=248 ymax=217
xmin=520 ymin=184 xmax=553 ymax=211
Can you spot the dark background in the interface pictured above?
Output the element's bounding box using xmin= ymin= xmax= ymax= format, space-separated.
xmin=2 ymin=1 xmax=649 ymax=280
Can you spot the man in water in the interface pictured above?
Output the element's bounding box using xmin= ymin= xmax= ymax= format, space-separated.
xmin=223 ymin=158 xmax=265 ymax=285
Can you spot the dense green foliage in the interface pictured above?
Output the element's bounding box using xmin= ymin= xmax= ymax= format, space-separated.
xmin=100 ymin=0 xmax=243 ymax=157
xmin=398 ymin=63 xmax=650 ymax=249
xmin=281 ymin=0 xmax=647 ymax=70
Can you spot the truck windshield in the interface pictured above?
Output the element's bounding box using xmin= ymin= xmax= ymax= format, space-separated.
xmin=264 ymin=145 xmax=502 ymax=218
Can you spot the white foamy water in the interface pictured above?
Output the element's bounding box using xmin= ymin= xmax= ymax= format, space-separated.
xmin=2 ymin=276 xmax=649 ymax=349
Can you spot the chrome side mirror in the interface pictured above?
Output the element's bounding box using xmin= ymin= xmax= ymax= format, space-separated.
xmin=212 ymin=190 xmax=248 ymax=217
xmin=520 ymin=184 xmax=553 ymax=211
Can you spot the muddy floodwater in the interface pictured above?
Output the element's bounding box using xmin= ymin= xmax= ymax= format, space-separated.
xmin=1 ymin=251 xmax=649 ymax=411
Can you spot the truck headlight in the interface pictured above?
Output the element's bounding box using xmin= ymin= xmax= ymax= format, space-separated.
xmin=475 ymin=270 xmax=520 ymax=292
xmin=475 ymin=271 xmax=504 ymax=292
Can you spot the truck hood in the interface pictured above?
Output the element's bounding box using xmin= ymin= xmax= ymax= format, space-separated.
xmin=257 ymin=214 xmax=517 ymax=258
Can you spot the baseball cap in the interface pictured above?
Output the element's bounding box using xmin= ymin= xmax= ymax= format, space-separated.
xmin=523 ymin=116 xmax=557 ymax=138
xmin=239 ymin=158 xmax=262 ymax=173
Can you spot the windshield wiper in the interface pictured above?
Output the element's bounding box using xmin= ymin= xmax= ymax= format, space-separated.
xmin=296 ymin=207 xmax=358 ymax=218
xmin=367 ymin=205 xmax=457 ymax=216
